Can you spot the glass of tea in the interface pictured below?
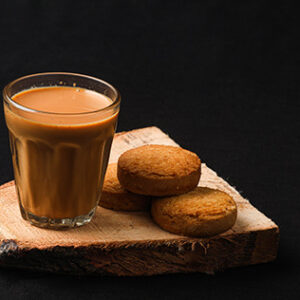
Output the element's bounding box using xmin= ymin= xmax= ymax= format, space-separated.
xmin=3 ymin=72 xmax=120 ymax=229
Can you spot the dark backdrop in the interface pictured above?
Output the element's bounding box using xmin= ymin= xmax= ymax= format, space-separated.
xmin=0 ymin=1 xmax=299 ymax=299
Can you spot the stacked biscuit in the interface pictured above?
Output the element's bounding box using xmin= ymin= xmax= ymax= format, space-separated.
xmin=99 ymin=145 xmax=237 ymax=237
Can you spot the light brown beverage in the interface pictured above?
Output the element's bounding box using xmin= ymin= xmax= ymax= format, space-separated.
xmin=4 ymin=84 xmax=119 ymax=227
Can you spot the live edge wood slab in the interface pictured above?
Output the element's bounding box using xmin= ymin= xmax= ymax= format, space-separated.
xmin=0 ymin=127 xmax=279 ymax=276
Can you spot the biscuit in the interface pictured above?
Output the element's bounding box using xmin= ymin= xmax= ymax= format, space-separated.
xmin=99 ymin=164 xmax=150 ymax=211
xmin=117 ymin=145 xmax=201 ymax=196
xmin=151 ymin=187 xmax=237 ymax=237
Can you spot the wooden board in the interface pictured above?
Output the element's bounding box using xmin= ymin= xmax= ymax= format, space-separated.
xmin=0 ymin=127 xmax=279 ymax=275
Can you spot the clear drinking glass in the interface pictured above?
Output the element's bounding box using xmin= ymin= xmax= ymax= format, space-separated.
xmin=3 ymin=72 xmax=120 ymax=229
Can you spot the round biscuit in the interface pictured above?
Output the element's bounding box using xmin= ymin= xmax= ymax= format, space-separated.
xmin=99 ymin=164 xmax=150 ymax=211
xmin=117 ymin=145 xmax=201 ymax=196
xmin=151 ymin=187 xmax=237 ymax=237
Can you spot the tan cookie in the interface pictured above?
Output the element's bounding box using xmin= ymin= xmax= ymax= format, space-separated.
xmin=99 ymin=163 xmax=150 ymax=211
xmin=151 ymin=187 xmax=237 ymax=237
xmin=117 ymin=145 xmax=201 ymax=196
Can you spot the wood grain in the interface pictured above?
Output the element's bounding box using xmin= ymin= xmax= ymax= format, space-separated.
xmin=0 ymin=126 xmax=279 ymax=275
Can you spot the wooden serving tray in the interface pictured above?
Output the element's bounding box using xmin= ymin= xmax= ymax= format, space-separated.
xmin=0 ymin=127 xmax=279 ymax=275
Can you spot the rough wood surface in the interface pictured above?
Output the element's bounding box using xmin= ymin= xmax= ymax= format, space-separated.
xmin=0 ymin=126 xmax=279 ymax=275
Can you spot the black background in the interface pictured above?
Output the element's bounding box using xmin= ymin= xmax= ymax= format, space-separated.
xmin=0 ymin=1 xmax=299 ymax=299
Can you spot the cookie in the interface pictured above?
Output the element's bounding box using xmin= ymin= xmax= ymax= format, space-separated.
xmin=117 ymin=145 xmax=201 ymax=196
xmin=99 ymin=163 xmax=150 ymax=211
xmin=151 ymin=187 xmax=237 ymax=237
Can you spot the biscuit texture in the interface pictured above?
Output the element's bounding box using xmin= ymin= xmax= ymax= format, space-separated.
xmin=117 ymin=145 xmax=201 ymax=196
xmin=99 ymin=164 xmax=150 ymax=211
xmin=151 ymin=187 xmax=237 ymax=237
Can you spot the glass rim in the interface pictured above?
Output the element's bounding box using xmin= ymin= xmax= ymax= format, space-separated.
xmin=2 ymin=72 xmax=121 ymax=116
